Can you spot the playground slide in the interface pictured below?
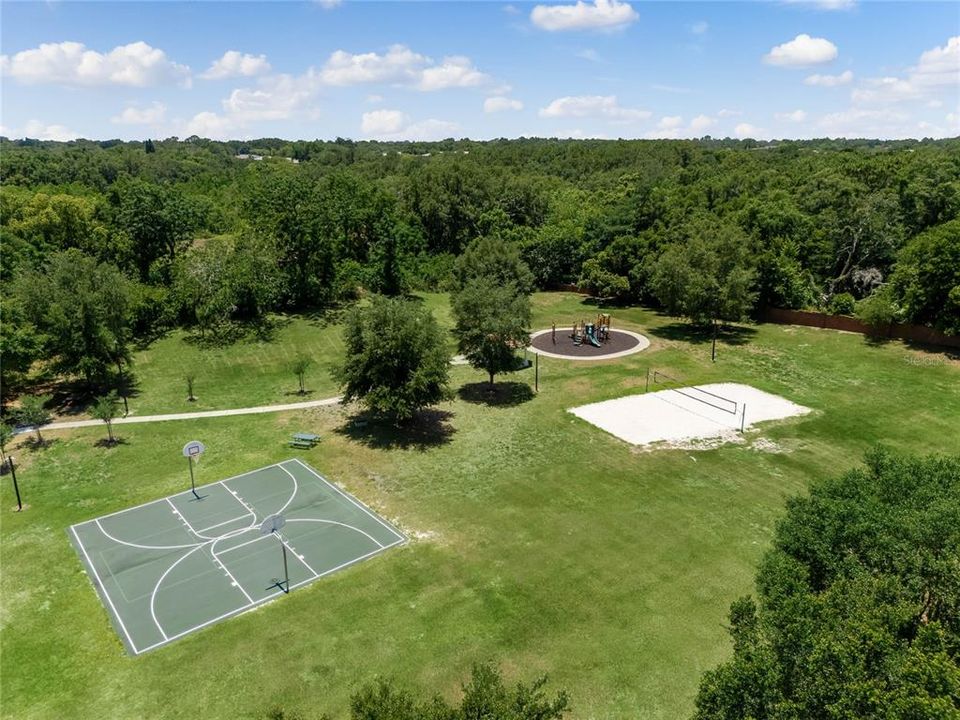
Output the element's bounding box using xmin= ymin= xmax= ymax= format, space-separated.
xmin=586 ymin=329 xmax=602 ymax=347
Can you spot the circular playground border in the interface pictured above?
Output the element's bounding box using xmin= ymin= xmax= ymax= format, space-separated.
xmin=528 ymin=327 xmax=650 ymax=361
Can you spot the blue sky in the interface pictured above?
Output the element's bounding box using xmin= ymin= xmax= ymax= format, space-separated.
xmin=1 ymin=1 xmax=958 ymax=141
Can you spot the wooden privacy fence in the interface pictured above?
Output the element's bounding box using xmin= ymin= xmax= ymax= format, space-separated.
xmin=758 ymin=308 xmax=960 ymax=349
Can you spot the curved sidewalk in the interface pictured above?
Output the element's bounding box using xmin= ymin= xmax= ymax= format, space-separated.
xmin=29 ymin=396 xmax=344 ymax=433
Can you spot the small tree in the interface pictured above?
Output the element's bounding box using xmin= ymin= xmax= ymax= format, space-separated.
xmin=185 ymin=373 xmax=197 ymax=401
xmin=92 ymin=392 xmax=120 ymax=445
xmin=0 ymin=421 xmax=13 ymax=464
xmin=17 ymin=394 xmax=53 ymax=444
xmin=334 ymin=296 xmax=451 ymax=422
xmin=292 ymin=354 xmax=312 ymax=395
xmin=349 ymin=663 xmax=570 ymax=720
xmin=856 ymin=290 xmax=898 ymax=333
xmin=452 ymin=278 xmax=531 ymax=386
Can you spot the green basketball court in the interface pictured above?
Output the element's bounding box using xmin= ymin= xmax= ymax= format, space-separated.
xmin=69 ymin=459 xmax=405 ymax=655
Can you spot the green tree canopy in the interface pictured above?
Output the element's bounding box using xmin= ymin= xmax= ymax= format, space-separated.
xmin=348 ymin=663 xmax=569 ymax=720
xmin=890 ymin=219 xmax=960 ymax=335
xmin=650 ymin=216 xmax=757 ymax=326
xmin=16 ymin=394 xmax=53 ymax=444
xmin=452 ymin=277 xmax=531 ymax=386
xmin=452 ymin=235 xmax=534 ymax=296
xmin=15 ymin=249 xmax=133 ymax=384
xmin=694 ymin=448 xmax=960 ymax=720
xmin=334 ymin=296 xmax=451 ymax=421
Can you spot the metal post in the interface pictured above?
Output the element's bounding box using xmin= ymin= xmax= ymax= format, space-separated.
xmin=279 ymin=534 xmax=290 ymax=593
xmin=740 ymin=404 xmax=747 ymax=433
xmin=10 ymin=457 xmax=22 ymax=512
xmin=535 ymin=352 xmax=539 ymax=392
xmin=645 ymin=368 xmax=650 ymax=393
xmin=188 ymin=456 xmax=198 ymax=499
xmin=712 ymin=320 xmax=717 ymax=363
xmin=551 ymin=323 xmax=556 ymax=345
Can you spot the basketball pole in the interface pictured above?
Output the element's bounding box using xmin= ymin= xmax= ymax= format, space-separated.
xmin=188 ymin=456 xmax=198 ymax=499
xmin=276 ymin=532 xmax=290 ymax=593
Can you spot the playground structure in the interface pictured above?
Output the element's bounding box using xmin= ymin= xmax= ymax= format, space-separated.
xmin=552 ymin=313 xmax=612 ymax=348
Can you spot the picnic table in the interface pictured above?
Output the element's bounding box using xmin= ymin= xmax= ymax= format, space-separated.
xmin=288 ymin=431 xmax=321 ymax=449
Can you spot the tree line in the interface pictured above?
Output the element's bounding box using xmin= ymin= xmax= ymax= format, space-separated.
xmin=2 ymin=136 xmax=958 ymax=407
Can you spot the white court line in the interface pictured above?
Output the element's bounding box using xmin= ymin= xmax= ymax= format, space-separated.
xmin=71 ymin=525 xmax=140 ymax=654
xmin=277 ymin=533 xmax=319 ymax=577
xmin=72 ymin=459 xmax=405 ymax=655
xmin=285 ymin=518 xmax=384 ymax=549
xmin=213 ymin=533 xmax=270 ymax=556
xmin=165 ymin=498 xmax=218 ymax=541
xmin=73 ymin=465 xmax=281 ymax=526
xmin=209 ymin=537 xmax=254 ymax=604
xmin=149 ymin=544 xmax=208 ymax=641
xmin=219 ymin=481 xmax=259 ymax=525
xmin=132 ymin=537 xmax=406 ymax=655
xmin=276 ymin=464 xmax=300 ymax=515
xmin=95 ymin=519 xmax=203 ymax=551
xmin=290 ymin=459 xmax=406 ymax=543
xmin=196 ymin=513 xmax=255 ymax=535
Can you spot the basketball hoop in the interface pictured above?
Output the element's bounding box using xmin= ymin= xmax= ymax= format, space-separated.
xmin=182 ymin=441 xmax=206 ymax=498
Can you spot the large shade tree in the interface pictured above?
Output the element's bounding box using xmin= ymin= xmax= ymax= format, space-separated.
xmin=650 ymin=215 xmax=757 ymax=359
xmin=334 ymin=296 xmax=450 ymax=422
xmin=695 ymin=448 xmax=960 ymax=720
xmin=15 ymin=249 xmax=133 ymax=384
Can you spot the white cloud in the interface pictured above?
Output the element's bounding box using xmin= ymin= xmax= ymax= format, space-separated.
xmin=718 ymin=108 xmax=742 ymax=117
xmin=222 ymin=71 xmax=321 ymax=121
xmin=184 ymin=111 xmax=238 ymax=140
xmin=947 ymin=112 xmax=959 ymax=128
xmin=804 ymin=70 xmax=853 ymax=86
xmin=321 ymin=45 xmax=426 ymax=85
xmin=111 ymin=102 xmax=166 ymax=125
xmin=0 ymin=41 xmax=190 ymax=87
xmin=530 ymin=0 xmax=638 ymax=33
xmin=657 ymin=115 xmax=683 ymax=129
xmin=366 ymin=94 xmax=384 ymax=104
xmin=319 ymin=44 xmax=489 ymax=91
xmin=200 ymin=51 xmax=270 ymax=80
xmin=539 ymin=95 xmax=650 ymax=122
xmin=734 ymin=122 xmax=765 ymax=138
xmin=764 ymin=34 xmax=838 ymax=67
xmin=360 ymin=110 xmax=459 ymax=140
xmin=21 ymin=120 xmax=80 ymax=141
xmin=484 ymin=96 xmax=524 ymax=113
xmin=690 ymin=21 xmax=708 ymax=35
xmin=851 ymin=36 xmax=959 ymax=106
xmin=315 ymin=0 xmax=342 ymax=8
xmin=503 ymin=4 xmax=521 ymax=14
xmin=689 ymin=114 xmax=715 ymax=132
xmin=417 ymin=56 xmax=490 ymax=91
xmin=576 ymin=49 xmax=602 ymax=62
xmin=775 ymin=109 xmax=808 ymax=122
xmin=817 ymin=107 xmax=913 ymax=138
xmin=362 ymin=109 xmax=407 ymax=135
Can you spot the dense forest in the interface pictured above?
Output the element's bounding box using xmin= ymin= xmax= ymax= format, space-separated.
xmin=2 ymin=135 xmax=958 ymax=405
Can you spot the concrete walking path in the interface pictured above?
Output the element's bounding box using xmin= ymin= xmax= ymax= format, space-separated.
xmin=22 ymin=396 xmax=344 ymax=433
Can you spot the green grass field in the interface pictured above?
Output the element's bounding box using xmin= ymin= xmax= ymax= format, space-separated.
xmin=3 ymin=293 xmax=958 ymax=719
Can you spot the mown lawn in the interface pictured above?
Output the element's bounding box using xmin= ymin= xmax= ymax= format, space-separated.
xmin=3 ymin=293 xmax=958 ymax=720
